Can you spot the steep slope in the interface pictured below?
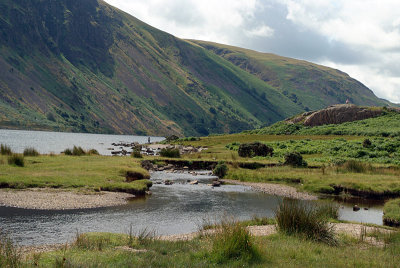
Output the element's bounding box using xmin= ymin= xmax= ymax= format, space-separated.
xmin=192 ymin=41 xmax=391 ymax=111
xmin=0 ymin=0 xmax=302 ymax=136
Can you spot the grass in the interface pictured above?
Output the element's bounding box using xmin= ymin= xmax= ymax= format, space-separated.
xmin=7 ymin=154 xmax=24 ymax=167
xmin=209 ymin=219 xmax=261 ymax=264
xmin=20 ymin=228 xmax=400 ymax=267
xmin=23 ymin=147 xmax=39 ymax=156
xmin=0 ymin=144 xmax=12 ymax=155
xmin=0 ymin=155 xmax=151 ymax=194
xmin=275 ymin=199 xmax=337 ymax=245
xmin=0 ymin=231 xmax=21 ymax=268
xmin=383 ymin=198 xmax=400 ymax=226
xmin=63 ymin=146 xmax=98 ymax=156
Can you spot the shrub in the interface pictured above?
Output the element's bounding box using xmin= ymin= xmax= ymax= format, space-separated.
xmin=213 ymin=162 xmax=228 ymax=178
xmin=210 ymin=219 xmax=261 ymax=264
xmin=23 ymin=147 xmax=39 ymax=156
xmin=160 ymin=148 xmax=180 ymax=158
xmin=275 ymin=199 xmax=337 ymax=245
xmin=363 ymin=138 xmax=372 ymax=148
xmin=0 ymin=144 xmax=12 ymax=155
xmin=72 ymin=146 xmax=86 ymax=156
xmin=238 ymin=142 xmax=273 ymax=158
xmin=131 ymin=150 xmax=142 ymax=158
xmin=64 ymin=148 xmax=73 ymax=155
xmin=0 ymin=231 xmax=21 ymax=267
xmin=87 ymin=149 xmax=99 ymax=155
xmin=8 ymin=154 xmax=24 ymax=167
xmin=284 ymin=152 xmax=307 ymax=167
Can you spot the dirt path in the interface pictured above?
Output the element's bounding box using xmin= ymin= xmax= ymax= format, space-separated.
xmin=0 ymin=189 xmax=132 ymax=210
xmin=222 ymin=179 xmax=317 ymax=200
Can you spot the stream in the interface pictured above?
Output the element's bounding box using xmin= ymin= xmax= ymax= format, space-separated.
xmin=0 ymin=171 xmax=384 ymax=246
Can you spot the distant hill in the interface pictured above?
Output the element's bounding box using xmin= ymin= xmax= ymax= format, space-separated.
xmin=251 ymin=105 xmax=400 ymax=137
xmin=192 ymin=41 xmax=392 ymax=111
xmin=0 ymin=0 xmax=393 ymax=136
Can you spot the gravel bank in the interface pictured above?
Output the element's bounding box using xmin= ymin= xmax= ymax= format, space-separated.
xmin=0 ymin=189 xmax=132 ymax=210
xmin=221 ymin=179 xmax=317 ymax=200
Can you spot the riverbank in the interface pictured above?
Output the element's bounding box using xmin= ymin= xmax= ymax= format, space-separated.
xmin=15 ymin=222 xmax=398 ymax=267
xmin=0 ymin=189 xmax=133 ymax=210
xmin=221 ymin=179 xmax=317 ymax=200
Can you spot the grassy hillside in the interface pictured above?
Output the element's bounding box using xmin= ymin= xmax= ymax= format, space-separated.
xmin=0 ymin=0 xmax=391 ymax=136
xmin=252 ymin=110 xmax=400 ymax=137
xmin=0 ymin=0 xmax=302 ymax=136
xmin=192 ymin=40 xmax=391 ymax=111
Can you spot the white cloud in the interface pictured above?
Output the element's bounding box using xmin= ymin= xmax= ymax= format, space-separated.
xmin=245 ymin=25 xmax=274 ymax=38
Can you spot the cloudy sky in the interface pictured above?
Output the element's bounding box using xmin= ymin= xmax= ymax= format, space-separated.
xmin=104 ymin=0 xmax=400 ymax=103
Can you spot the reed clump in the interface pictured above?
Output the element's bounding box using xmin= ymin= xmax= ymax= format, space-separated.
xmin=7 ymin=154 xmax=24 ymax=167
xmin=275 ymin=199 xmax=337 ymax=245
xmin=0 ymin=231 xmax=21 ymax=267
xmin=23 ymin=147 xmax=39 ymax=156
xmin=0 ymin=144 xmax=12 ymax=155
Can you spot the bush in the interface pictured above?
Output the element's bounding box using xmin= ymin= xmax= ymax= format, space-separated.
xmin=131 ymin=150 xmax=142 ymax=158
xmin=284 ymin=152 xmax=307 ymax=167
xmin=238 ymin=142 xmax=273 ymax=158
xmin=72 ymin=146 xmax=86 ymax=156
xmin=213 ymin=162 xmax=228 ymax=178
xmin=87 ymin=149 xmax=99 ymax=155
xmin=363 ymin=138 xmax=372 ymax=148
xmin=160 ymin=148 xmax=180 ymax=158
xmin=0 ymin=144 xmax=12 ymax=155
xmin=210 ymin=219 xmax=261 ymax=264
xmin=275 ymin=199 xmax=337 ymax=245
xmin=23 ymin=147 xmax=39 ymax=156
xmin=8 ymin=154 xmax=24 ymax=167
xmin=64 ymin=148 xmax=73 ymax=155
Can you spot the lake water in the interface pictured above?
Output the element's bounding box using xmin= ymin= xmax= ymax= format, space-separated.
xmin=0 ymin=172 xmax=384 ymax=246
xmin=0 ymin=129 xmax=164 ymax=155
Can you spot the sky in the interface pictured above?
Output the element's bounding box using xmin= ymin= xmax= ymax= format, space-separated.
xmin=104 ymin=0 xmax=400 ymax=103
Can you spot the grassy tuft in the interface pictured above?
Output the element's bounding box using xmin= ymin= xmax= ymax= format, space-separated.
xmin=7 ymin=154 xmax=24 ymax=167
xmin=0 ymin=144 xmax=12 ymax=155
xmin=209 ymin=219 xmax=261 ymax=264
xmin=23 ymin=147 xmax=39 ymax=156
xmin=275 ymin=199 xmax=337 ymax=245
xmin=160 ymin=148 xmax=180 ymax=158
xmin=0 ymin=231 xmax=21 ymax=267
xmin=383 ymin=198 xmax=400 ymax=226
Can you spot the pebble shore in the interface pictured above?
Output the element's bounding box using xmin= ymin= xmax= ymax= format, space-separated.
xmin=0 ymin=189 xmax=132 ymax=210
xmin=221 ymin=179 xmax=317 ymax=200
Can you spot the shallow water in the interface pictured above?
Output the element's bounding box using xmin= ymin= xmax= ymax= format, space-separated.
xmin=0 ymin=129 xmax=164 ymax=155
xmin=0 ymin=172 xmax=384 ymax=246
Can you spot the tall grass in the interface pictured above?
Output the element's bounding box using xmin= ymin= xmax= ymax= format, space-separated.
xmin=7 ymin=154 xmax=24 ymax=167
xmin=0 ymin=231 xmax=21 ymax=267
xmin=63 ymin=146 xmax=98 ymax=156
xmin=1 ymin=144 xmax=12 ymax=155
xmin=209 ymin=219 xmax=261 ymax=264
xmin=23 ymin=147 xmax=39 ymax=156
xmin=275 ymin=199 xmax=337 ymax=245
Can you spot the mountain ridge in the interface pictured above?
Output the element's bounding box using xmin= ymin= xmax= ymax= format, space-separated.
xmin=0 ymin=0 xmax=392 ymax=136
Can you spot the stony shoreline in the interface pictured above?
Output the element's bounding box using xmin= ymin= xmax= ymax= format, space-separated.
xmin=221 ymin=179 xmax=317 ymax=200
xmin=0 ymin=189 xmax=133 ymax=210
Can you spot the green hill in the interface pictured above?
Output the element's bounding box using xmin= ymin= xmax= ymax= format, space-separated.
xmin=192 ymin=41 xmax=391 ymax=111
xmin=0 ymin=0 xmax=392 ymax=136
xmin=252 ymin=106 xmax=400 ymax=137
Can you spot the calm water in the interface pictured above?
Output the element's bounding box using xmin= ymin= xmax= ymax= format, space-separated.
xmin=0 ymin=172 xmax=384 ymax=246
xmin=0 ymin=129 xmax=164 ymax=155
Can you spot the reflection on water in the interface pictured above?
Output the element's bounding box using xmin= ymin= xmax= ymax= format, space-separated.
xmin=0 ymin=129 xmax=164 ymax=155
xmin=0 ymin=172 xmax=385 ymax=246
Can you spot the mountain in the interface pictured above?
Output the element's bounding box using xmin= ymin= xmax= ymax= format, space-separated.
xmin=192 ymin=41 xmax=391 ymax=111
xmin=0 ymin=0 xmax=391 ymax=136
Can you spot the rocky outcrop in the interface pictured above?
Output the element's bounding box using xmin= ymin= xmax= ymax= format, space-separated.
xmin=288 ymin=104 xmax=387 ymax=127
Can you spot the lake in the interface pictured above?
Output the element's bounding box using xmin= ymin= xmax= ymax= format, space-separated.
xmin=0 ymin=129 xmax=164 ymax=155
